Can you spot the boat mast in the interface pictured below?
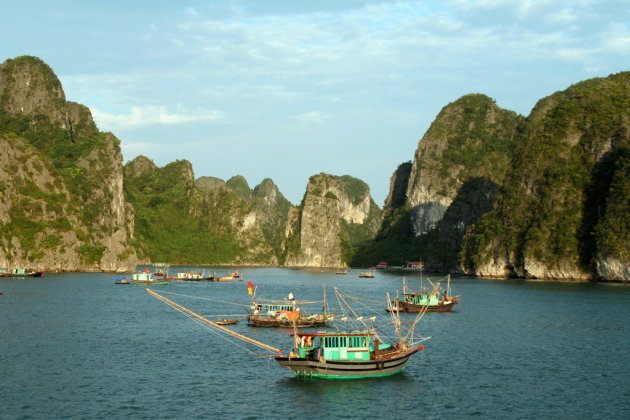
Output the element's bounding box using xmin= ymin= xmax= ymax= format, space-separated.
xmin=447 ymin=274 xmax=451 ymax=297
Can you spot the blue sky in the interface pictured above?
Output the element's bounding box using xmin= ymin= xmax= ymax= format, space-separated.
xmin=2 ymin=0 xmax=628 ymax=205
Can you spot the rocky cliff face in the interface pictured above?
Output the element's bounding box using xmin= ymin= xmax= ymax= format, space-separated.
xmin=0 ymin=56 xmax=138 ymax=272
xmin=406 ymin=94 xmax=524 ymax=236
xmin=284 ymin=174 xmax=381 ymax=267
xmin=369 ymin=74 xmax=629 ymax=282
xmin=250 ymin=178 xmax=293 ymax=260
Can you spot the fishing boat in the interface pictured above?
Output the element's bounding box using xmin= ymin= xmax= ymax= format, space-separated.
xmin=216 ymin=275 xmax=234 ymax=282
xmin=387 ymin=275 xmax=459 ymax=313
xmin=153 ymin=262 xmax=170 ymax=278
xmin=131 ymin=271 xmax=171 ymax=285
xmin=358 ymin=270 xmax=375 ymax=278
xmin=6 ymin=268 xmax=45 ymax=277
xmin=146 ymin=287 xmax=429 ymax=379
xmin=335 ymin=269 xmax=348 ymax=275
xmin=248 ymin=291 xmax=334 ymax=328
xmin=275 ymin=330 xmax=424 ymax=378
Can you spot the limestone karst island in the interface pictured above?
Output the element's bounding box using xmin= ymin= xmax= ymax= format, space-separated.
xmin=1 ymin=56 xmax=628 ymax=282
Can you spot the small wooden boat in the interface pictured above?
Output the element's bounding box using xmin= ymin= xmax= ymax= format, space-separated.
xmin=215 ymin=319 xmax=240 ymax=325
xmin=335 ymin=269 xmax=348 ymax=275
xmin=358 ymin=270 xmax=375 ymax=278
xmin=114 ymin=277 xmax=130 ymax=284
xmin=152 ymin=263 xmax=170 ymax=278
xmin=216 ymin=275 xmax=234 ymax=282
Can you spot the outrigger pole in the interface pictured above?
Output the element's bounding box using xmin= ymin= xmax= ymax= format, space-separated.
xmin=146 ymin=288 xmax=282 ymax=355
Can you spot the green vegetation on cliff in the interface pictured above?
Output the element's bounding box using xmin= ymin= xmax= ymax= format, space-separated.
xmin=124 ymin=158 xmax=278 ymax=264
xmin=354 ymin=95 xmax=523 ymax=268
xmin=125 ymin=159 xmax=236 ymax=263
xmin=0 ymin=56 xmax=137 ymax=270
xmin=355 ymin=72 xmax=629 ymax=281
xmin=462 ymin=72 xmax=630 ymax=277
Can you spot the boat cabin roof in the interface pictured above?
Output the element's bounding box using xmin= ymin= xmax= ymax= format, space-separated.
xmin=294 ymin=331 xmax=375 ymax=338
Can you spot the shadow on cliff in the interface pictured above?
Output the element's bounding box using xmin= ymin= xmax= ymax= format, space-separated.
xmin=578 ymin=146 xmax=628 ymax=273
xmin=350 ymin=177 xmax=500 ymax=270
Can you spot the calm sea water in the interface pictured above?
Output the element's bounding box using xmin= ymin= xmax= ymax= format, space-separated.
xmin=1 ymin=267 xmax=629 ymax=419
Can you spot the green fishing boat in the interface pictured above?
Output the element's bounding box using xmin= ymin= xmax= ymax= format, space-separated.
xmin=274 ymin=330 xmax=424 ymax=378
xmin=387 ymin=275 xmax=460 ymax=313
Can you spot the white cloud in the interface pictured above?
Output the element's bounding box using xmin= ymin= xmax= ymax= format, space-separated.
xmin=92 ymin=105 xmax=225 ymax=129
xmin=295 ymin=111 xmax=326 ymax=123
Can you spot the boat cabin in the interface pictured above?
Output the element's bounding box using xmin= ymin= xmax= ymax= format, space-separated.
xmin=253 ymin=303 xmax=298 ymax=316
xmin=132 ymin=272 xmax=153 ymax=282
xmin=176 ymin=271 xmax=203 ymax=280
xmin=404 ymin=291 xmax=442 ymax=306
xmin=294 ymin=332 xmax=391 ymax=361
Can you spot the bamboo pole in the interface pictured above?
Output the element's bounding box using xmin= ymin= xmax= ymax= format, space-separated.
xmin=146 ymin=288 xmax=282 ymax=355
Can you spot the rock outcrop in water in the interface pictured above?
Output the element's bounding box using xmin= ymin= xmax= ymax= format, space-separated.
xmin=284 ymin=173 xmax=381 ymax=267
xmin=0 ymin=56 xmax=138 ymax=271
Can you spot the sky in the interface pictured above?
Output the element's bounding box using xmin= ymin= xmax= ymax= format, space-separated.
xmin=1 ymin=0 xmax=628 ymax=205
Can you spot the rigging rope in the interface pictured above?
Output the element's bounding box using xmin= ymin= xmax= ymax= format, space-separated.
xmin=161 ymin=298 xmax=261 ymax=356
xmin=151 ymin=289 xmax=250 ymax=308
xmin=146 ymin=288 xmax=282 ymax=355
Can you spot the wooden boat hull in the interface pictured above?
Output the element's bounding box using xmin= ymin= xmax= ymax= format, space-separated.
xmin=275 ymin=346 xmax=423 ymax=379
xmin=132 ymin=280 xmax=171 ymax=285
xmin=216 ymin=319 xmax=239 ymax=325
xmin=386 ymin=300 xmax=457 ymax=312
xmin=6 ymin=271 xmax=45 ymax=277
xmin=247 ymin=316 xmax=322 ymax=328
